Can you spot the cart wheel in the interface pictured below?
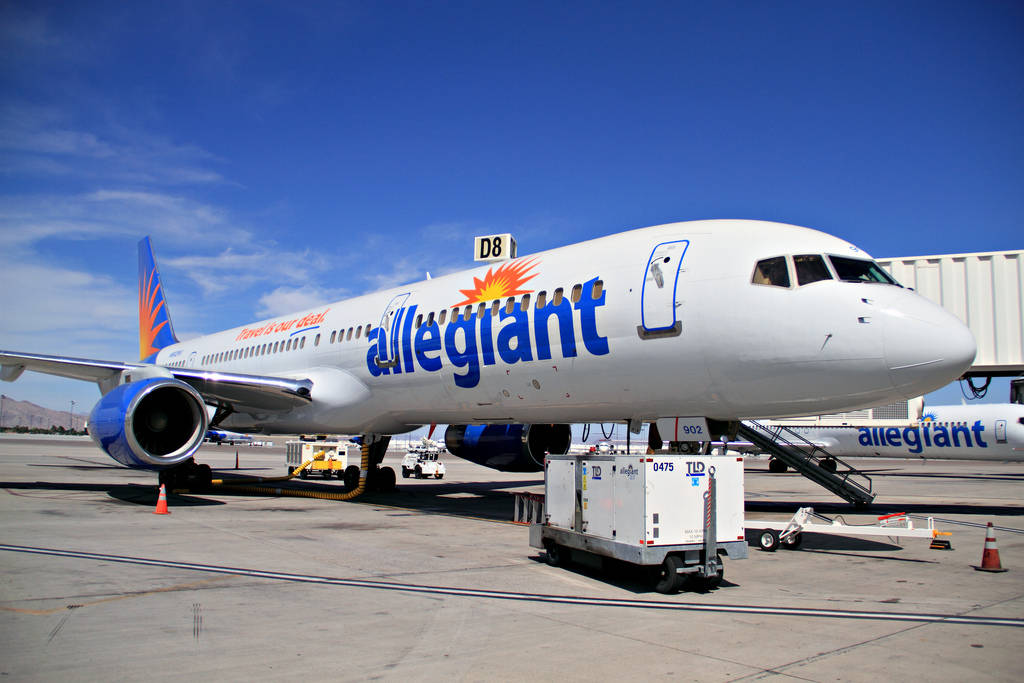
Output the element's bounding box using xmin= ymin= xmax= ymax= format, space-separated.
xmin=782 ymin=532 xmax=802 ymax=549
xmin=689 ymin=556 xmax=725 ymax=590
xmin=544 ymin=542 xmax=567 ymax=567
xmin=654 ymin=555 xmax=684 ymax=594
xmin=758 ymin=529 xmax=780 ymax=552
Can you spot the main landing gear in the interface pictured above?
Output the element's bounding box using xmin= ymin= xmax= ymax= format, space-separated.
xmin=159 ymin=458 xmax=212 ymax=491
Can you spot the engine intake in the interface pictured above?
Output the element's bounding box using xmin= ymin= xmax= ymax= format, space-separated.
xmin=89 ymin=378 xmax=208 ymax=469
xmin=444 ymin=423 xmax=571 ymax=472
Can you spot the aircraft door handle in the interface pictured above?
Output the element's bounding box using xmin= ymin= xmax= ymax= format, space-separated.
xmin=650 ymin=263 xmax=664 ymax=288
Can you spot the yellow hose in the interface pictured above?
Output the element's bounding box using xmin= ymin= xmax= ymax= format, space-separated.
xmin=206 ymin=443 xmax=371 ymax=501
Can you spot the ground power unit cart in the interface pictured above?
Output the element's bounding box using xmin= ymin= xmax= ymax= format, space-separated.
xmin=530 ymin=454 xmax=748 ymax=593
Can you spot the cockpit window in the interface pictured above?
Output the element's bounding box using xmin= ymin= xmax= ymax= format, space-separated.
xmin=794 ymin=254 xmax=833 ymax=286
xmin=752 ymin=256 xmax=790 ymax=288
xmin=828 ymin=256 xmax=899 ymax=284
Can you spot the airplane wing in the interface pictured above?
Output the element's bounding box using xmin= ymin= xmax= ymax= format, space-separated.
xmin=0 ymin=350 xmax=312 ymax=414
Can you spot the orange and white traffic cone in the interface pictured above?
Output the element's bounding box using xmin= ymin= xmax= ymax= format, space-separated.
xmin=153 ymin=484 xmax=170 ymax=515
xmin=973 ymin=522 xmax=1005 ymax=572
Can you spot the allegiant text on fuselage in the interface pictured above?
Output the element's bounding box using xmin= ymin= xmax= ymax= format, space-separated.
xmin=366 ymin=277 xmax=609 ymax=389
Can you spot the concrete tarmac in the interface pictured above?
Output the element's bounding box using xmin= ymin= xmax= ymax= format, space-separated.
xmin=1 ymin=434 xmax=1022 ymax=681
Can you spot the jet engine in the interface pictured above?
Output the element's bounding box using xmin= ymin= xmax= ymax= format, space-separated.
xmin=444 ymin=423 xmax=571 ymax=472
xmin=88 ymin=378 xmax=208 ymax=470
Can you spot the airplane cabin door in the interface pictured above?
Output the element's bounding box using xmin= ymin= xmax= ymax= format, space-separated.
xmin=376 ymin=293 xmax=410 ymax=369
xmin=639 ymin=240 xmax=689 ymax=338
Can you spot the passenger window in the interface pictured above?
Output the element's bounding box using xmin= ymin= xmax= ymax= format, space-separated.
xmin=571 ymin=284 xmax=582 ymax=303
xmin=552 ymin=288 xmax=564 ymax=306
xmin=752 ymin=256 xmax=791 ymax=288
xmin=794 ymin=254 xmax=833 ymax=286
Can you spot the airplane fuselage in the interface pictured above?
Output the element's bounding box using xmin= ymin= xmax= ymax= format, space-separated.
xmin=782 ymin=404 xmax=1024 ymax=461
xmin=152 ymin=220 xmax=976 ymax=435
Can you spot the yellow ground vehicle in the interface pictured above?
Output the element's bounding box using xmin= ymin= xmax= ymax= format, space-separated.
xmin=285 ymin=440 xmax=359 ymax=483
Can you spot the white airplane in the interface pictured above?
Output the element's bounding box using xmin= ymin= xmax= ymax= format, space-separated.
xmin=767 ymin=404 xmax=1024 ymax=464
xmin=204 ymin=428 xmax=254 ymax=445
xmin=0 ymin=219 xmax=977 ymax=490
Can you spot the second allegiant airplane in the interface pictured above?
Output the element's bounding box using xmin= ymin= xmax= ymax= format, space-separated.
xmin=0 ymin=219 xmax=977 ymax=490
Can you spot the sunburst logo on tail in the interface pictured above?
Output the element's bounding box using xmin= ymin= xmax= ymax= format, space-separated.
xmin=453 ymin=257 xmax=540 ymax=306
xmin=139 ymin=268 xmax=168 ymax=361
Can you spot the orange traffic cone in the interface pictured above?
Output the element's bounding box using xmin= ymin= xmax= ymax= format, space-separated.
xmin=973 ymin=522 xmax=1005 ymax=572
xmin=153 ymin=484 xmax=170 ymax=515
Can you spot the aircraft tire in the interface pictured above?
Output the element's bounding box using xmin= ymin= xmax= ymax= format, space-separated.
xmin=378 ymin=466 xmax=396 ymax=492
xmin=343 ymin=465 xmax=359 ymax=491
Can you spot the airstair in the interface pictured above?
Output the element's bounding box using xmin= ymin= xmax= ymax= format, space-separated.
xmin=737 ymin=420 xmax=876 ymax=507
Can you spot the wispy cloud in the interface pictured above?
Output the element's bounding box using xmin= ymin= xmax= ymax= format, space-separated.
xmin=256 ymin=285 xmax=350 ymax=319
xmin=0 ymin=103 xmax=228 ymax=187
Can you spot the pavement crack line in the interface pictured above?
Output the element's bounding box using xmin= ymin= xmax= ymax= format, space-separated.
xmin=3 ymin=543 xmax=1022 ymax=629
xmin=732 ymin=591 xmax=1024 ymax=681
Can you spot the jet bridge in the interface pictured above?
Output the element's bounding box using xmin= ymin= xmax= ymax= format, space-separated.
xmin=737 ymin=420 xmax=876 ymax=507
xmin=877 ymin=249 xmax=1024 ymax=379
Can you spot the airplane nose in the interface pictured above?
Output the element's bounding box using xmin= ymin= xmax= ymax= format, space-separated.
xmin=882 ymin=292 xmax=976 ymax=396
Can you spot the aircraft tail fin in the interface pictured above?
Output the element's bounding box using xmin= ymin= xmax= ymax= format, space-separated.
xmin=138 ymin=237 xmax=179 ymax=362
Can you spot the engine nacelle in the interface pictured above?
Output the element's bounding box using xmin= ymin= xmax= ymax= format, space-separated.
xmin=88 ymin=378 xmax=208 ymax=470
xmin=444 ymin=423 xmax=571 ymax=472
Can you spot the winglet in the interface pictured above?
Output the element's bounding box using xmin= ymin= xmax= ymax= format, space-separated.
xmin=138 ymin=237 xmax=179 ymax=362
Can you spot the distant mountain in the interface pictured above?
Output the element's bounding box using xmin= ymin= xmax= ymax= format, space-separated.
xmin=0 ymin=395 xmax=87 ymax=431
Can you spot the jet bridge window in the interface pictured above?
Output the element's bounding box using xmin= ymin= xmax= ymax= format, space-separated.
xmin=794 ymin=254 xmax=832 ymax=286
xmin=752 ymin=256 xmax=791 ymax=288
xmin=828 ymin=255 xmax=899 ymax=284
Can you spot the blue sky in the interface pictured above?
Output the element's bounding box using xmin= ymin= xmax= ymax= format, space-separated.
xmin=1 ymin=1 xmax=1021 ymax=413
